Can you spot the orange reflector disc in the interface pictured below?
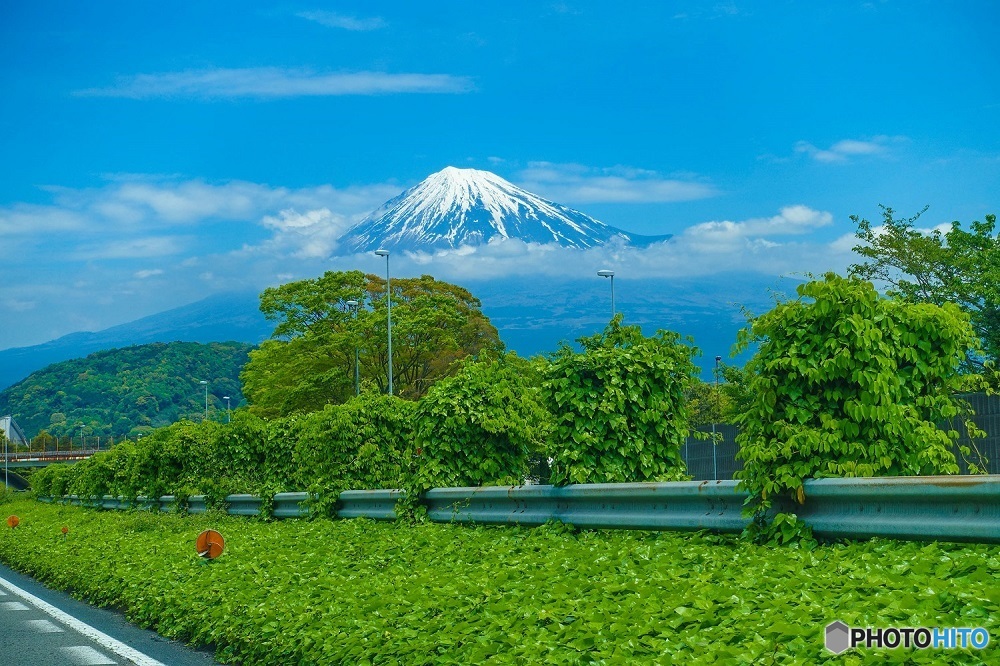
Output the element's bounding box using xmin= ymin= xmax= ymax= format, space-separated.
xmin=195 ymin=529 xmax=225 ymax=559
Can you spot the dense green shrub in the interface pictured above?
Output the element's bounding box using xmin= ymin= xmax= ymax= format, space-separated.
xmin=541 ymin=317 xmax=700 ymax=485
xmin=204 ymin=410 xmax=297 ymax=502
xmin=34 ymin=415 xmax=300 ymax=507
xmin=410 ymin=351 xmax=552 ymax=494
xmin=29 ymin=463 xmax=78 ymax=498
xmin=735 ymin=273 xmax=983 ymax=516
xmin=292 ymin=391 xmax=413 ymax=515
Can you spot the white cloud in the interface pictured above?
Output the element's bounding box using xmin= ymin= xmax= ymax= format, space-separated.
xmin=0 ymin=204 xmax=87 ymax=235
xmin=296 ymin=10 xmax=386 ymax=31
xmin=515 ymin=162 xmax=717 ymax=203
xmin=682 ymin=205 xmax=833 ymax=249
xmin=1 ymin=298 xmax=37 ymax=312
xmin=795 ymin=136 xmax=904 ymax=163
xmin=4 ymin=176 xmax=396 ymax=234
xmin=325 ymin=205 xmax=850 ymax=283
xmin=256 ymin=208 xmax=353 ymax=259
xmin=0 ymin=175 xmax=402 ymax=287
xmin=74 ymin=236 xmax=189 ymax=260
xmin=829 ymin=232 xmax=860 ymax=254
xmin=111 ymin=181 xmax=267 ymax=223
xmin=76 ymin=68 xmax=475 ymax=99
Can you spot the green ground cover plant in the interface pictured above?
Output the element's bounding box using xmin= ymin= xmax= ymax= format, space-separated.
xmin=1 ymin=498 xmax=996 ymax=664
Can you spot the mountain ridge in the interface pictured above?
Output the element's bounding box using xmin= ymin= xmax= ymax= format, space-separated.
xmin=339 ymin=166 xmax=671 ymax=252
xmin=0 ymin=292 xmax=272 ymax=391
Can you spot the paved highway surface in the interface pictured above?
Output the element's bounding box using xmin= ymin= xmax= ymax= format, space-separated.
xmin=0 ymin=562 xmax=218 ymax=666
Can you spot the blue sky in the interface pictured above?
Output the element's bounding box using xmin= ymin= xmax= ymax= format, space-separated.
xmin=1 ymin=1 xmax=998 ymax=350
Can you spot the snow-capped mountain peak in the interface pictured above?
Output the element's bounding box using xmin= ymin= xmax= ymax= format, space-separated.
xmin=338 ymin=167 xmax=661 ymax=252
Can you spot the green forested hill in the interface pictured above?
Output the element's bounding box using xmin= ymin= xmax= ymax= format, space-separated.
xmin=0 ymin=341 xmax=252 ymax=444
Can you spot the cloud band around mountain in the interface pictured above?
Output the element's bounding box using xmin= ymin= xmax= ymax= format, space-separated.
xmin=0 ymin=170 xmax=855 ymax=353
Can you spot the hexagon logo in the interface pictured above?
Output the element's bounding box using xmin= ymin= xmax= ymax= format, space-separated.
xmin=825 ymin=621 xmax=851 ymax=654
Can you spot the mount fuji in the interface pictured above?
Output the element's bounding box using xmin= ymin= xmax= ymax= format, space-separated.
xmin=338 ymin=166 xmax=670 ymax=253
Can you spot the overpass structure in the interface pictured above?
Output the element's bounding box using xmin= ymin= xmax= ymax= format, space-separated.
xmin=3 ymin=450 xmax=99 ymax=469
xmin=1 ymin=415 xmax=29 ymax=449
xmin=3 ymin=415 xmax=99 ymax=488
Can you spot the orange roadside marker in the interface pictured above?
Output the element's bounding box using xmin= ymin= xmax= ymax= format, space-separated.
xmin=195 ymin=529 xmax=225 ymax=559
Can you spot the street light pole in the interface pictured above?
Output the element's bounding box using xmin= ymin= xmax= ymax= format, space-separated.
xmin=374 ymin=249 xmax=393 ymax=395
xmin=199 ymin=380 xmax=208 ymax=421
xmin=346 ymin=299 xmax=361 ymax=396
xmin=713 ymin=355 xmax=722 ymax=480
xmin=223 ymin=396 xmax=231 ymax=423
xmin=597 ymin=269 xmax=615 ymax=319
xmin=80 ymin=424 xmax=85 ymax=451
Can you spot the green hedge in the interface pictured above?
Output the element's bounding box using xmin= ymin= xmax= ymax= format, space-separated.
xmin=31 ymin=334 xmax=702 ymax=509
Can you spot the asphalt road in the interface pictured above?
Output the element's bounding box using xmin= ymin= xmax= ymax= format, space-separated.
xmin=0 ymin=562 xmax=219 ymax=666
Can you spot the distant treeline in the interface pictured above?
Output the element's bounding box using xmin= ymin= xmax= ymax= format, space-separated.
xmin=0 ymin=341 xmax=251 ymax=443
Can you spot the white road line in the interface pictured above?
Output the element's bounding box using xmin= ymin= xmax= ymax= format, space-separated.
xmin=0 ymin=574 xmax=166 ymax=666
xmin=60 ymin=645 xmax=117 ymax=665
xmin=25 ymin=618 xmax=65 ymax=633
xmin=1 ymin=600 xmax=30 ymax=610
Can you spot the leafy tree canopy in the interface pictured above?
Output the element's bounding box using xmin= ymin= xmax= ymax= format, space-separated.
xmin=241 ymin=270 xmax=501 ymax=416
xmin=542 ymin=316 xmax=699 ymax=485
xmin=734 ymin=273 xmax=982 ymax=517
xmin=684 ymin=362 xmax=751 ymax=427
xmin=0 ymin=341 xmax=250 ymax=443
xmin=410 ymin=351 xmax=552 ymax=495
xmin=850 ymin=206 xmax=999 ymax=380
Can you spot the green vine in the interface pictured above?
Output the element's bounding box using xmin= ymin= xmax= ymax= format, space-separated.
xmin=541 ymin=316 xmax=699 ymax=485
xmin=735 ymin=273 xmax=984 ymax=526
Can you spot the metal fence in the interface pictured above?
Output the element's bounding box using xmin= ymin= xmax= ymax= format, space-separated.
xmin=682 ymin=425 xmax=741 ymax=481
xmin=681 ymin=392 xmax=1000 ymax=480
xmin=952 ymin=392 xmax=1000 ymax=474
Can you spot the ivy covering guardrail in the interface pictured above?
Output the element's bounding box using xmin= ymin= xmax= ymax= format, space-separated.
xmin=44 ymin=474 xmax=1000 ymax=544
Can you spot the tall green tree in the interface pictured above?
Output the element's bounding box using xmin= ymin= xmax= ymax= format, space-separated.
xmin=241 ymin=271 xmax=501 ymax=416
xmin=850 ymin=206 xmax=999 ymax=379
xmin=734 ymin=273 xmax=982 ymax=517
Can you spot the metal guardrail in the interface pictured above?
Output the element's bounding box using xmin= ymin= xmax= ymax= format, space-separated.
xmin=187 ymin=496 xmax=208 ymax=514
xmin=226 ymin=494 xmax=263 ymax=516
xmin=338 ymin=489 xmax=402 ymax=520
xmin=38 ymin=475 xmax=1000 ymax=544
xmin=777 ymin=475 xmax=1000 ymax=542
xmin=273 ymin=492 xmax=309 ymax=518
xmin=424 ymin=481 xmax=749 ymax=532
